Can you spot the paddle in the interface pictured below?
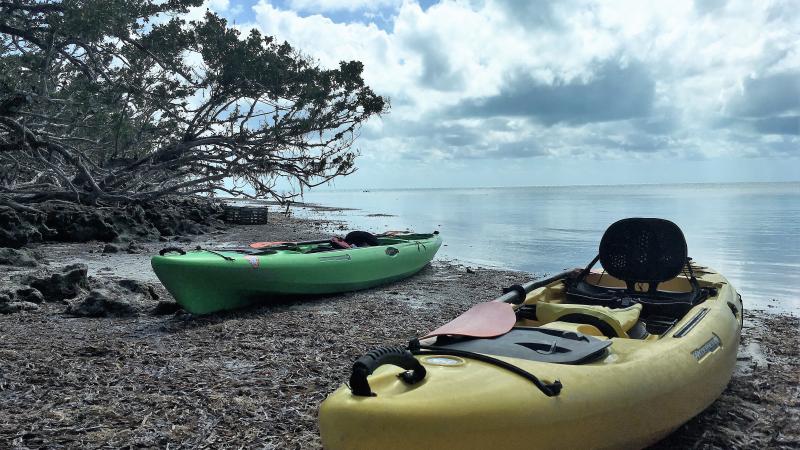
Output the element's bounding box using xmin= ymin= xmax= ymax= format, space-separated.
xmin=379 ymin=230 xmax=410 ymax=236
xmin=249 ymin=238 xmax=332 ymax=249
xmin=421 ymin=302 xmax=517 ymax=339
xmin=493 ymin=269 xmax=580 ymax=304
xmin=250 ymin=241 xmax=291 ymax=249
xmin=420 ymin=269 xmax=579 ymax=339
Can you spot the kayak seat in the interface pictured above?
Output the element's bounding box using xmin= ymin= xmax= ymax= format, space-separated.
xmin=326 ymin=232 xmax=380 ymax=250
xmin=566 ymin=218 xmax=706 ymax=319
xmin=345 ymin=231 xmax=379 ymax=247
xmin=535 ymin=302 xmax=642 ymax=338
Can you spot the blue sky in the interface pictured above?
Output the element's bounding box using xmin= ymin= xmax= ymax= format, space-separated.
xmin=198 ymin=0 xmax=799 ymax=190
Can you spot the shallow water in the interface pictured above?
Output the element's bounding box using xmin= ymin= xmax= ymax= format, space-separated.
xmin=303 ymin=183 xmax=800 ymax=313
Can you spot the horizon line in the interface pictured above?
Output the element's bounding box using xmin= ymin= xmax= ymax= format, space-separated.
xmin=308 ymin=180 xmax=800 ymax=193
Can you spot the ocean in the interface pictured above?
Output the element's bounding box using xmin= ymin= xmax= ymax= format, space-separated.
xmin=302 ymin=183 xmax=800 ymax=313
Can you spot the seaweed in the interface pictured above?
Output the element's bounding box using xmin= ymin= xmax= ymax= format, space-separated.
xmin=1 ymin=213 xmax=797 ymax=448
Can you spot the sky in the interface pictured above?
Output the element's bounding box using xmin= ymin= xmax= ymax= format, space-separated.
xmin=196 ymin=0 xmax=798 ymax=189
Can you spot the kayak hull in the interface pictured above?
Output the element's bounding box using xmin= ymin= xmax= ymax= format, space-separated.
xmin=319 ymin=265 xmax=742 ymax=450
xmin=151 ymin=233 xmax=442 ymax=314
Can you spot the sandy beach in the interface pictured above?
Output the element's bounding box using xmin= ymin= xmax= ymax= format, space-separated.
xmin=1 ymin=211 xmax=798 ymax=449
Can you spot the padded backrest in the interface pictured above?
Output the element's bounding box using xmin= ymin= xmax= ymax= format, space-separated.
xmin=599 ymin=218 xmax=687 ymax=284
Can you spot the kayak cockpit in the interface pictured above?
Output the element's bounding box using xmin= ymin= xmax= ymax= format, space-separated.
xmin=248 ymin=231 xmax=439 ymax=254
xmin=549 ymin=217 xmax=722 ymax=338
xmin=513 ymin=256 xmax=732 ymax=342
xmin=564 ymin=218 xmax=708 ymax=317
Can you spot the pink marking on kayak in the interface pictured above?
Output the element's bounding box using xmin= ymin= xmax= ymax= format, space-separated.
xmin=245 ymin=256 xmax=260 ymax=268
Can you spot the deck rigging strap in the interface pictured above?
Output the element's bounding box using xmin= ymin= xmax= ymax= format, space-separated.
xmin=408 ymin=339 xmax=562 ymax=397
xmin=683 ymin=258 xmax=701 ymax=291
xmin=194 ymin=246 xmax=235 ymax=261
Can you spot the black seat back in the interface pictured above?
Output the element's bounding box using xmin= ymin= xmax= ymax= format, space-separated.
xmin=567 ymin=218 xmax=705 ymax=318
xmin=599 ymin=218 xmax=688 ymax=289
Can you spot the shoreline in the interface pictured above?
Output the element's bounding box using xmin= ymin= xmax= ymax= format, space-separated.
xmin=1 ymin=210 xmax=798 ymax=448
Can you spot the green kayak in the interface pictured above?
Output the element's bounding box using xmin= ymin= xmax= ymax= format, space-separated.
xmin=151 ymin=231 xmax=442 ymax=314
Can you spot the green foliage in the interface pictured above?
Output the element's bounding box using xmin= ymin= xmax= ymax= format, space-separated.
xmin=0 ymin=0 xmax=387 ymax=203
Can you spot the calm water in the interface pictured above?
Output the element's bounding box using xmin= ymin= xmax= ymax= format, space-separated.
xmin=303 ymin=183 xmax=800 ymax=313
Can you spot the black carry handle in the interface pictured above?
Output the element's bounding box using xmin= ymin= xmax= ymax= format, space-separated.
xmin=159 ymin=247 xmax=186 ymax=256
xmin=349 ymin=347 xmax=427 ymax=397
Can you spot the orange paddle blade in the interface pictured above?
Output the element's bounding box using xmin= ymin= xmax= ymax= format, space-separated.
xmin=249 ymin=241 xmax=290 ymax=249
xmin=421 ymin=302 xmax=516 ymax=339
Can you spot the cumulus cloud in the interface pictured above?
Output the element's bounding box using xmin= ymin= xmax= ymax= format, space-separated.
xmin=456 ymin=60 xmax=655 ymax=125
xmin=694 ymin=0 xmax=727 ymax=15
xmin=231 ymin=0 xmax=799 ymax=164
xmin=723 ymin=71 xmax=800 ymax=135
xmin=752 ymin=116 xmax=800 ymax=135
xmin=492 ymin=0 xmax=562 ymax=28
xmin=287 ymin=0 xmax=401 ymax=13
xmin=728 ymin=72 xmax=800 ymax=118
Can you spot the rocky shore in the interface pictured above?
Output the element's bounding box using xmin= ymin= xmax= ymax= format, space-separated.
xmin=0 ymin=207 xmax=798 ymax=448
xmin=0 ymin=197 xmax=226 ymax=249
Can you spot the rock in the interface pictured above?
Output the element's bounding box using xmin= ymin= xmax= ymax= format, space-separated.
xmin=15 ymin=287 xmax=44 ymax=304
xmin=118 ymin=279 xmax=159 ymax=300
xmin=152 ymin=300 xmax=181 ymax=315
xmin=186 ymin=223 xmax=203 ymax=235
xmin=176 ymin=236 xmax=193 ymax=244
xmin=74 ymin=345 xmax=113 ymax=357
xmin=173 ymin=309 xmax=194 ymax=321
xmin=0 ymin=247 xmax=38 ymax=267
xmin=466 ymin=267 xmax=475 ymax=274
xmin=107 ymin=206 xmax=161 ymax=243
xmin=19 ymin=301 xmax=38 ymax=312
xmin=66 ymin=288 xmax=137 ymax=317
xmin=144 ymin=197 xmax=223 ymax=236
xmin=43 ymin=202 xmax=119 ymax=242
xmin=0 ymin=206 xmax=47 ymax=248
xmin=0 ymin=292 xmax=11 ymax=304
xmin=102 ymin=243 xmax=121 ymax=254
xmin=1 ymin=197 xmax=224 ymax=247
xmin=28 ymin=263 xmax=89 ymax=301
xmin=125 ymin=241 xmax=145 ymax=254
xmin=65 ymin=278 xmax=159 ymax=317
xmin=0 ymin=297 xmax=39 ymax=314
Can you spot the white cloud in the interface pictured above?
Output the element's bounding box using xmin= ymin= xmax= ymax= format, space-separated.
xmin=287 ymin=0 xmax=402 ymax=12
xmin=184 ymin=0 xmax=236 ymax=22
xmin=231 ymin=0 xmax=798 ymax=171
xmin=208 ymin=0 xmax=231 ymax=11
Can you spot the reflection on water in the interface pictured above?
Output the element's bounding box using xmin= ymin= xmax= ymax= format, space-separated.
xmin=304 ymin=183 xmax=800 ymax=313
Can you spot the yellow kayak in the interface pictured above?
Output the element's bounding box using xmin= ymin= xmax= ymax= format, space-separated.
xmin=319 ymin=218 xmax=743 ymax=449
